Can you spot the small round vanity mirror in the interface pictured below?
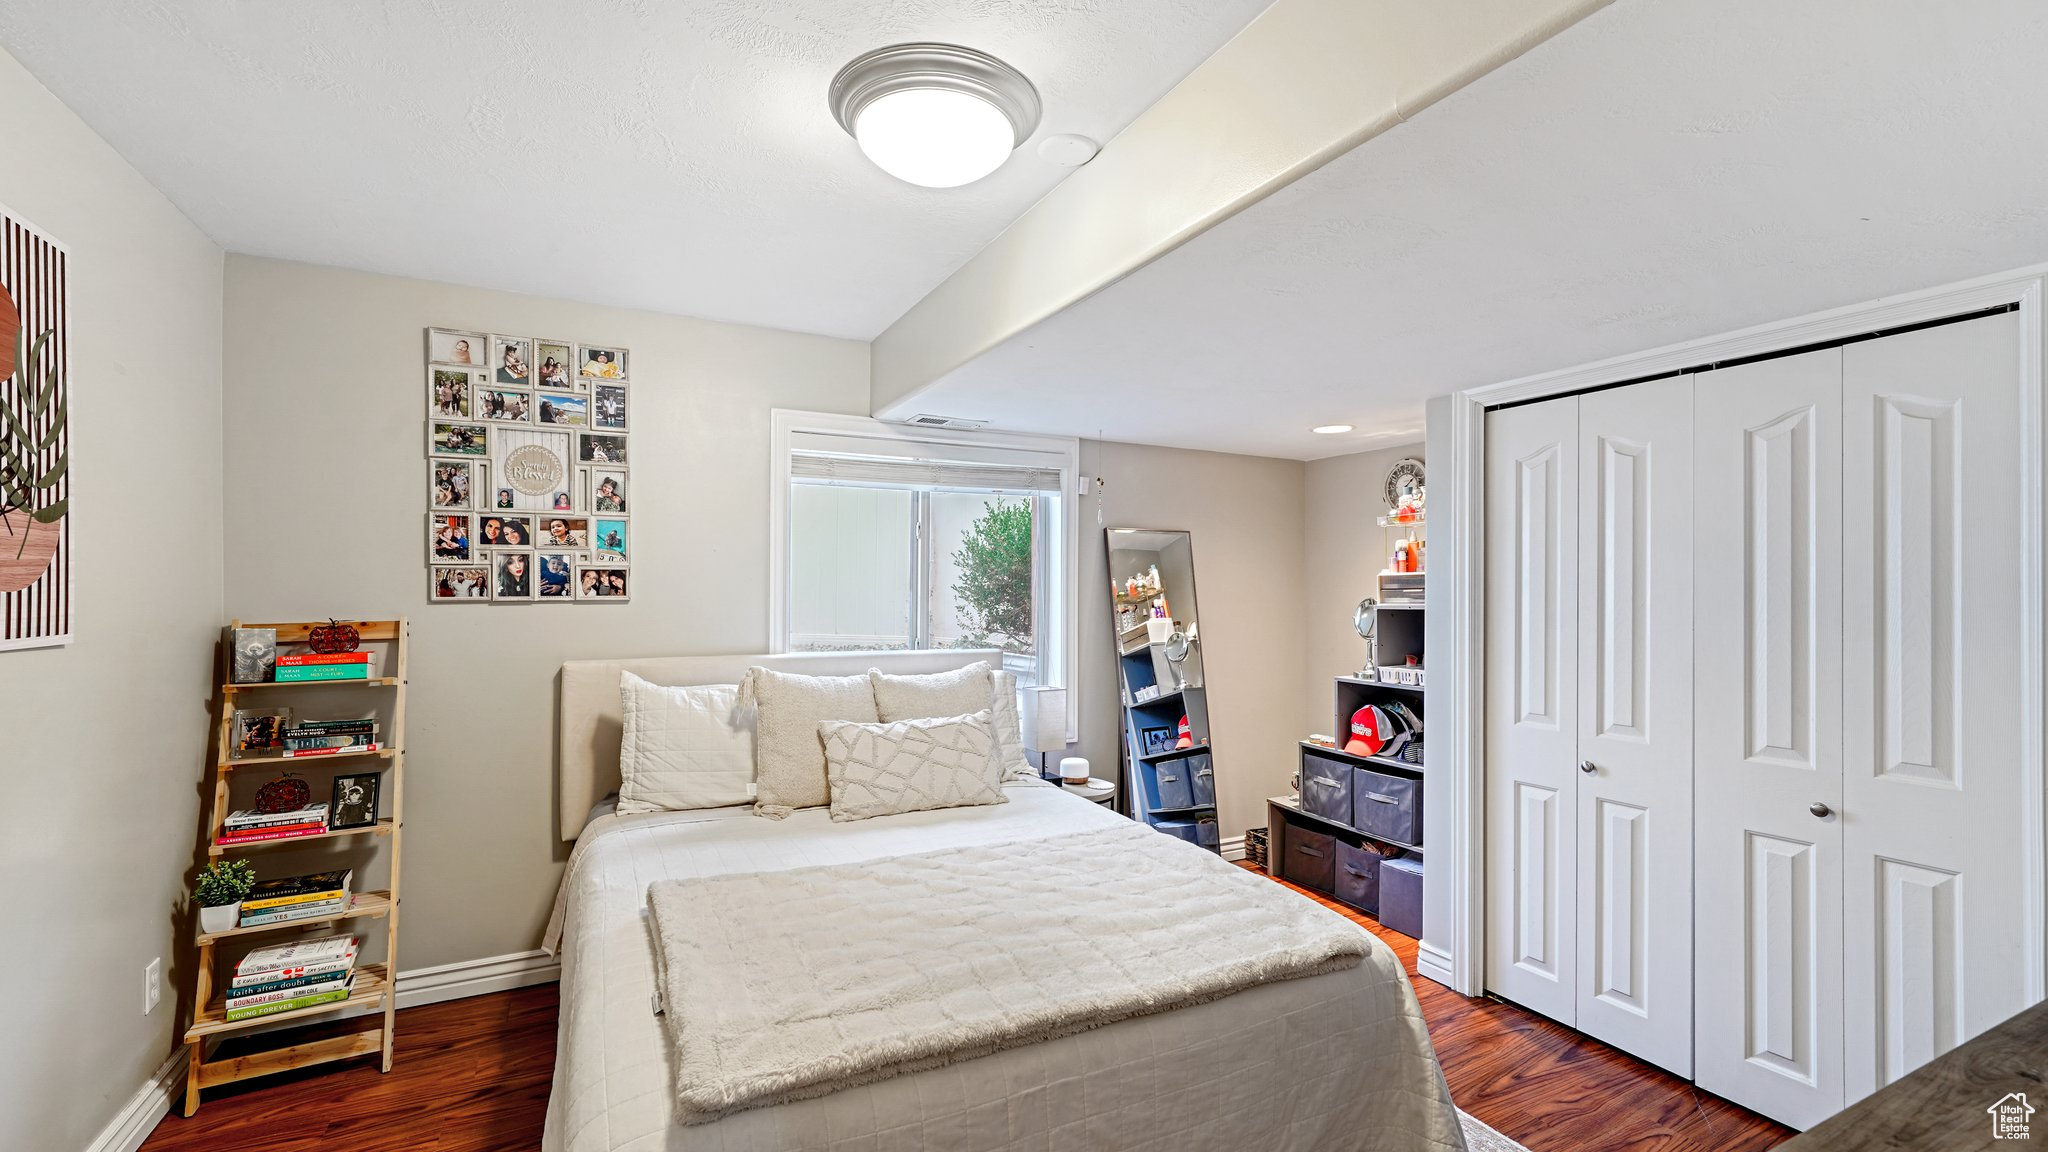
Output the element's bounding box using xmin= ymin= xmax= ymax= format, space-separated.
xmin=1164 ymin=629 xmax=1192 ymax=689
xmin=1354 ymin=597 xmax=1379 ymax=677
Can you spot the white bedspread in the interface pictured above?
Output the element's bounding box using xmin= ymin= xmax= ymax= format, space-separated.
xmin=542 ymin=781 xmax=1465 ymax=1152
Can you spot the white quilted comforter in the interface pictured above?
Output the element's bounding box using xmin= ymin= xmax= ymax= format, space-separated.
xmin=542 ymin=781 xmax=1465 ymax=1152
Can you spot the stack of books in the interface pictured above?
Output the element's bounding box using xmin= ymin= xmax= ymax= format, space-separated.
xmin=222 ymin=934 xmax=360 ymax=1022
xmin=274 ymin=652 xmax=382 ymax=683
xmin=219 ymin=803 xmax=330 ymax=845
xmin=237 ymin=869 xmax=354 ymax=928
xmin=282 ymin=717 xmax=381 ymax=757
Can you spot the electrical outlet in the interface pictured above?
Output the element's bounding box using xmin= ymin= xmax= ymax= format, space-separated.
xmin=144 ymin=957 xmax=161 ymax=1015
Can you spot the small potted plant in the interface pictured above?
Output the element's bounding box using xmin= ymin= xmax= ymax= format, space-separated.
xmin=195 ymin=860 xmax=256 ymax=934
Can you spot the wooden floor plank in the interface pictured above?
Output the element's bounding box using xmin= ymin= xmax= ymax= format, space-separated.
xmin=142 ymin=868 xmax=1795 ymax=1152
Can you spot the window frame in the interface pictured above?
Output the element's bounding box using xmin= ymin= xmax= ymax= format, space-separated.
xmin=770 ymin=410 xmax=1080 ymax=736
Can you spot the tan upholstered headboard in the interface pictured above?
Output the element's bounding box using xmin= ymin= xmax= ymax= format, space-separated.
xmin=557 ymin=649 xmax=1001 ymax=839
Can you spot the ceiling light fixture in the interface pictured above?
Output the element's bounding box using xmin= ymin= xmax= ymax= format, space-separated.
xmin=1312 ymin=424 xmax=1355 ymax=434
xmin=830 ymin=43 xmax=1041 ymax=188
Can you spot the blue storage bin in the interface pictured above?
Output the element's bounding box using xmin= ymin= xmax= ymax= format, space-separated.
xmin=1153 ymin=761 xmax=1195 ymax=809
xmin=1187 ymin=753 xmax=1216 ymax=806
xmin=1153 ymin=819 xmax=1201 ymax=846
xmin=1379 ymin=856 xmax=1424 ymax=938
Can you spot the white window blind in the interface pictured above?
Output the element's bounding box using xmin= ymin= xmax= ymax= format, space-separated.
xmin=789 ymin=451 xmax=1062 ymax=492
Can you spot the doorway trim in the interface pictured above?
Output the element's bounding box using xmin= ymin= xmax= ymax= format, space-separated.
xmin=1432 ymin=264 xmax=2046 ymax=1003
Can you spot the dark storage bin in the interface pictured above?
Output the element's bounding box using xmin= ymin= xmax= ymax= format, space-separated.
xmin=1352 ymin=765 xmax=1423 ymax=846
xmin=1379 ymin=856 xmax=1424 ymax=938
xmin=1280 ymin=826 xmax=1336 ymax=892
xmin=1300 ymin=750 xmax=1354 ymax=826
xmin=1153 ymin=819 xmax=1201 ymax=846
xmin=1187 ymin=752 xmax=1216 ymax=806
xmin=1335 ymin=841 xmax=1382 ymax=914
xmin=1153 ymin=760 xmax=1194 ymax=810
xmin=1194 ymin=816 xmax=1220 ymax=851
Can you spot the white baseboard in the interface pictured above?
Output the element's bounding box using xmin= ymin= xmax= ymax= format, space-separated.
xmin=1221 ymin=835 xmax=1245 ymax=862
xmin=85 ymin=1048 xmax=187 ymax=1152
xmin=1416 ymin=940 xmax=1457 ymax=990
xmin=395 ymin=948 xmax=560 ymax=1009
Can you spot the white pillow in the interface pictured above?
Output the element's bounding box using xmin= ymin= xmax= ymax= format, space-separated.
xmin=617 ymin=673 xmax=755 ymax=814
xmin=870 ymin=661 xmax=993 ymax=722
xmin=741 ymin=667 xmax=879 ymax=817
xmin=820 ymin=710 xmax=1005 ymax=822
xmin=988 ymin=669 xmax=1035 ymax=781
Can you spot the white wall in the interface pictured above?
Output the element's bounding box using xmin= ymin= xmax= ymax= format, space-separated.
xmin=0 ymin=46 xmax=224 ymax=1152
xmin=221 ymin=256 xmax=870 ymax=970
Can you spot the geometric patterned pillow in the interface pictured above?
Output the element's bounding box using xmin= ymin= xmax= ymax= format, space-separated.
xmin=820 ymin=710 xmax=1005 ymax=823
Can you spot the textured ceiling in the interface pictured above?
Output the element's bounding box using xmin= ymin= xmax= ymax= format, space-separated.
xmin=905 ymin=0 xmax=2048 ymax=459
xmin=0 ymin=0 xmax=1274 ymax=339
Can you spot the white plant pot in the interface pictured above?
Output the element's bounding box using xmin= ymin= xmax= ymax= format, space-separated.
xmin=199 ymin=904 xmax=239 ymax=934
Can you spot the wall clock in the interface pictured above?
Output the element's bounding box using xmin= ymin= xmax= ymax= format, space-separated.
xmin=1383 ymin=458 xmax=1426 ymax=509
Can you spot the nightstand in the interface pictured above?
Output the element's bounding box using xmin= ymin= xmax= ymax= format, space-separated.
xmin=1062 ymin=777 xmax=1116 ymax=805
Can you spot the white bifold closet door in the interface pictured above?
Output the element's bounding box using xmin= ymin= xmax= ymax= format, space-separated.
xmin=1694 ymin=313 xmax=2031 ymax=1129
xmin=1485 ymin=377 xmax=1695 ymax=1074
xmin=1692 ymin=348 xmax=1847 ymax=1130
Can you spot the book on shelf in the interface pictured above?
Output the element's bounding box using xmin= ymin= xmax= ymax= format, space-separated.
xmin=224 ymin=804 xmax=328 ymax=831
xmin=276 ymin=652 xmax=375 ymax=667
xmin=283 ymin=735 xmax=379 ymax=753
xmin=217 ymin=823 xmax=329 ymax=846
xmin=273 ymin=659 xmax=381 ymax=683
xmin=219 ymin=967 xmax=352 ymax=1001
xmin=233 ymin=934 xmax=359 ymax=985
xmin=237 ymin=896 xmax=351 ymax=926
xmin=281 ymin=743 xmax=382 ymax=759
xmin=222 ymin=973 xmax=356 ymax=1021
xmin=224 ymin=970 xmax=353 ymax=1011
xmin=240 ymin=869 xmax=353 ymax=911
xmin=285 ymin=718 xmax=378 ymax=736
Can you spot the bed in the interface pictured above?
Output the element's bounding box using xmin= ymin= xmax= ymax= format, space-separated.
xmin=542 ymin=651 xmax=1464 ymax=1152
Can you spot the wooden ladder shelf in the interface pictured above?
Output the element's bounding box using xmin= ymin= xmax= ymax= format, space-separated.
xmin=182 ymin=618 xmax=409 ymax=1114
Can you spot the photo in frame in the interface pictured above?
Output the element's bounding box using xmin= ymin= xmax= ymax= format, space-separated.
xmin=537 ymin=392 xmax=586 ymax=426
xmin=427 ymin=328 xmax=485 ymax=367
xmin=493 ymin=550 xmax=534 ymax=599
xmin=429 ymin=512 xmax=472 ymax=561
xmin=430 ymin=565 xmax=488 ymax=600
xmin=534 ymin=341 xmax=574 ymax=390
xmin=425 ymin=328 xmax=629 ymax=607
xmin=328 ymin=771 xmax=382 ymax=829
xmin=429 ymin=367 xmax=474 ymax=418
xmin=592 ymin=384 xmax=626 ymax=430
xmin=431 ymin=460 xmax=474 ymax=509
xmin=491 ymin=335 xmax=532 ymax=385
xmin=1140 ymin=725 xmax=1175 ymax=757
xmin=576 ymin=564 xmax=629 ymax=601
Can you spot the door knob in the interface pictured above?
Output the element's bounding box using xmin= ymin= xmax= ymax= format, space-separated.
xmin=1810 ymin=802 xmax=1833 ymax=819
xmin=1579 ymin=760 xmax=1597 ymax=775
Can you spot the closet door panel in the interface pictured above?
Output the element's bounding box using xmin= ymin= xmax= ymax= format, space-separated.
xmin=1694 ymin=349 xmax=1845 ymax=1130
xmin=1841 ymin=312 xmax=2030 ymax=1104
xmin=1486 ymin=396 xmax=1581 ymax=1023
xmin=1574 ymin=378 xmax=1694 ymax=1075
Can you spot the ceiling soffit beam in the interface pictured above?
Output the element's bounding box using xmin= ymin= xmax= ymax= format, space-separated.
xmin=869 ymin=0 xmax=1611 ymax=421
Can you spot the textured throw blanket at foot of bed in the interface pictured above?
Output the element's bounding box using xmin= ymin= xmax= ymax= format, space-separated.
xmin=646 ymin=820 xmax=1375 ymax=1125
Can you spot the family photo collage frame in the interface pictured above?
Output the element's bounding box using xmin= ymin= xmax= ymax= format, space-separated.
xmin=425 ymin=328 xmax=631 ymax=603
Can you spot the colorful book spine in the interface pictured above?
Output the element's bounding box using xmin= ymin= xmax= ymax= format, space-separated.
xmin=273 ymin=663 xmax=377 ymax=683
xmin=220 ymin=968 xmax=350 ymax=999
xmin=276 ymin=652 xmax=374 ymax=667
xmin=224 ymin=974 xmax=351 ymax=1011
xmin=230 ymin=955 xmax=356 ymax=988
xmin=241 ymin=887 xmax=347 ymax=912
xmin=240 ymin=870 xmax=352 ymax=909
xmin=284 ymin=734 xmax=377 ymax=750
xmin=217 ymin=823 xmax=329 ymax=845
xmin=237 ymin=897 xmax=349 ymax=926
xmin=223 ymin=811 xmax=325 ymax=832
xmin=222 ymin=979 xmax=355 ymax=1022
xmin=285 ymin=719 xmax=378 ymax=735
xmin=280 ymin=743 xmax=381 ymax=759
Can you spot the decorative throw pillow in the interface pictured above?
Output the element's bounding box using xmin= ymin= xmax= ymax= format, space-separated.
xmin=820 ymin=710 xmax=1005 ymax=822
xmin=988 ymin=669 xmax=1034 ymax=781
xmin=617 ymin=673 xmax=754 ymax=814
xmin=740 ymin=667 xmax=879 ymax=817
xmin=869 ymin=661 xmax=993 ymax=723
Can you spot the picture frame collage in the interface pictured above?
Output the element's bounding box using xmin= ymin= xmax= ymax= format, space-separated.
xmin=425 ymin=329 xmax=631 ymax=603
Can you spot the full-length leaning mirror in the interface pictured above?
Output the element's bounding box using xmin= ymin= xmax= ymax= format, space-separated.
xmin=1105 ymin=528 xmax=1220 ymax=853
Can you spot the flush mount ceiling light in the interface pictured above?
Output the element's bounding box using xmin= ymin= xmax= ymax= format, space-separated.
xmin=830 ymin=43 xmax=1041 ymax=188
xmin=1312 ymin=424 xmax=1355 ymax=434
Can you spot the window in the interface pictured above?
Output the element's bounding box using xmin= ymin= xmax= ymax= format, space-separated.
xmin=772 ymin=412 xmax=1077 ymax=700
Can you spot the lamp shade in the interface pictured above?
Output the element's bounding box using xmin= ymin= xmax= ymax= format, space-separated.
xmin=1017 ymin=685 xmax=1067 ymax=753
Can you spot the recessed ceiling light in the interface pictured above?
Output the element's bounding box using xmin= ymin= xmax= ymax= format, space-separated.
xmin=830 ymin=43 xmax=1041 ymax=188
xmin=1312 ymin=424 xmax=1354 ymax=434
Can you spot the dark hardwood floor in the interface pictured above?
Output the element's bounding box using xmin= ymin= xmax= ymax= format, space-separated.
xmin=142 ymin=867 xmax=1794 ymax=1152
